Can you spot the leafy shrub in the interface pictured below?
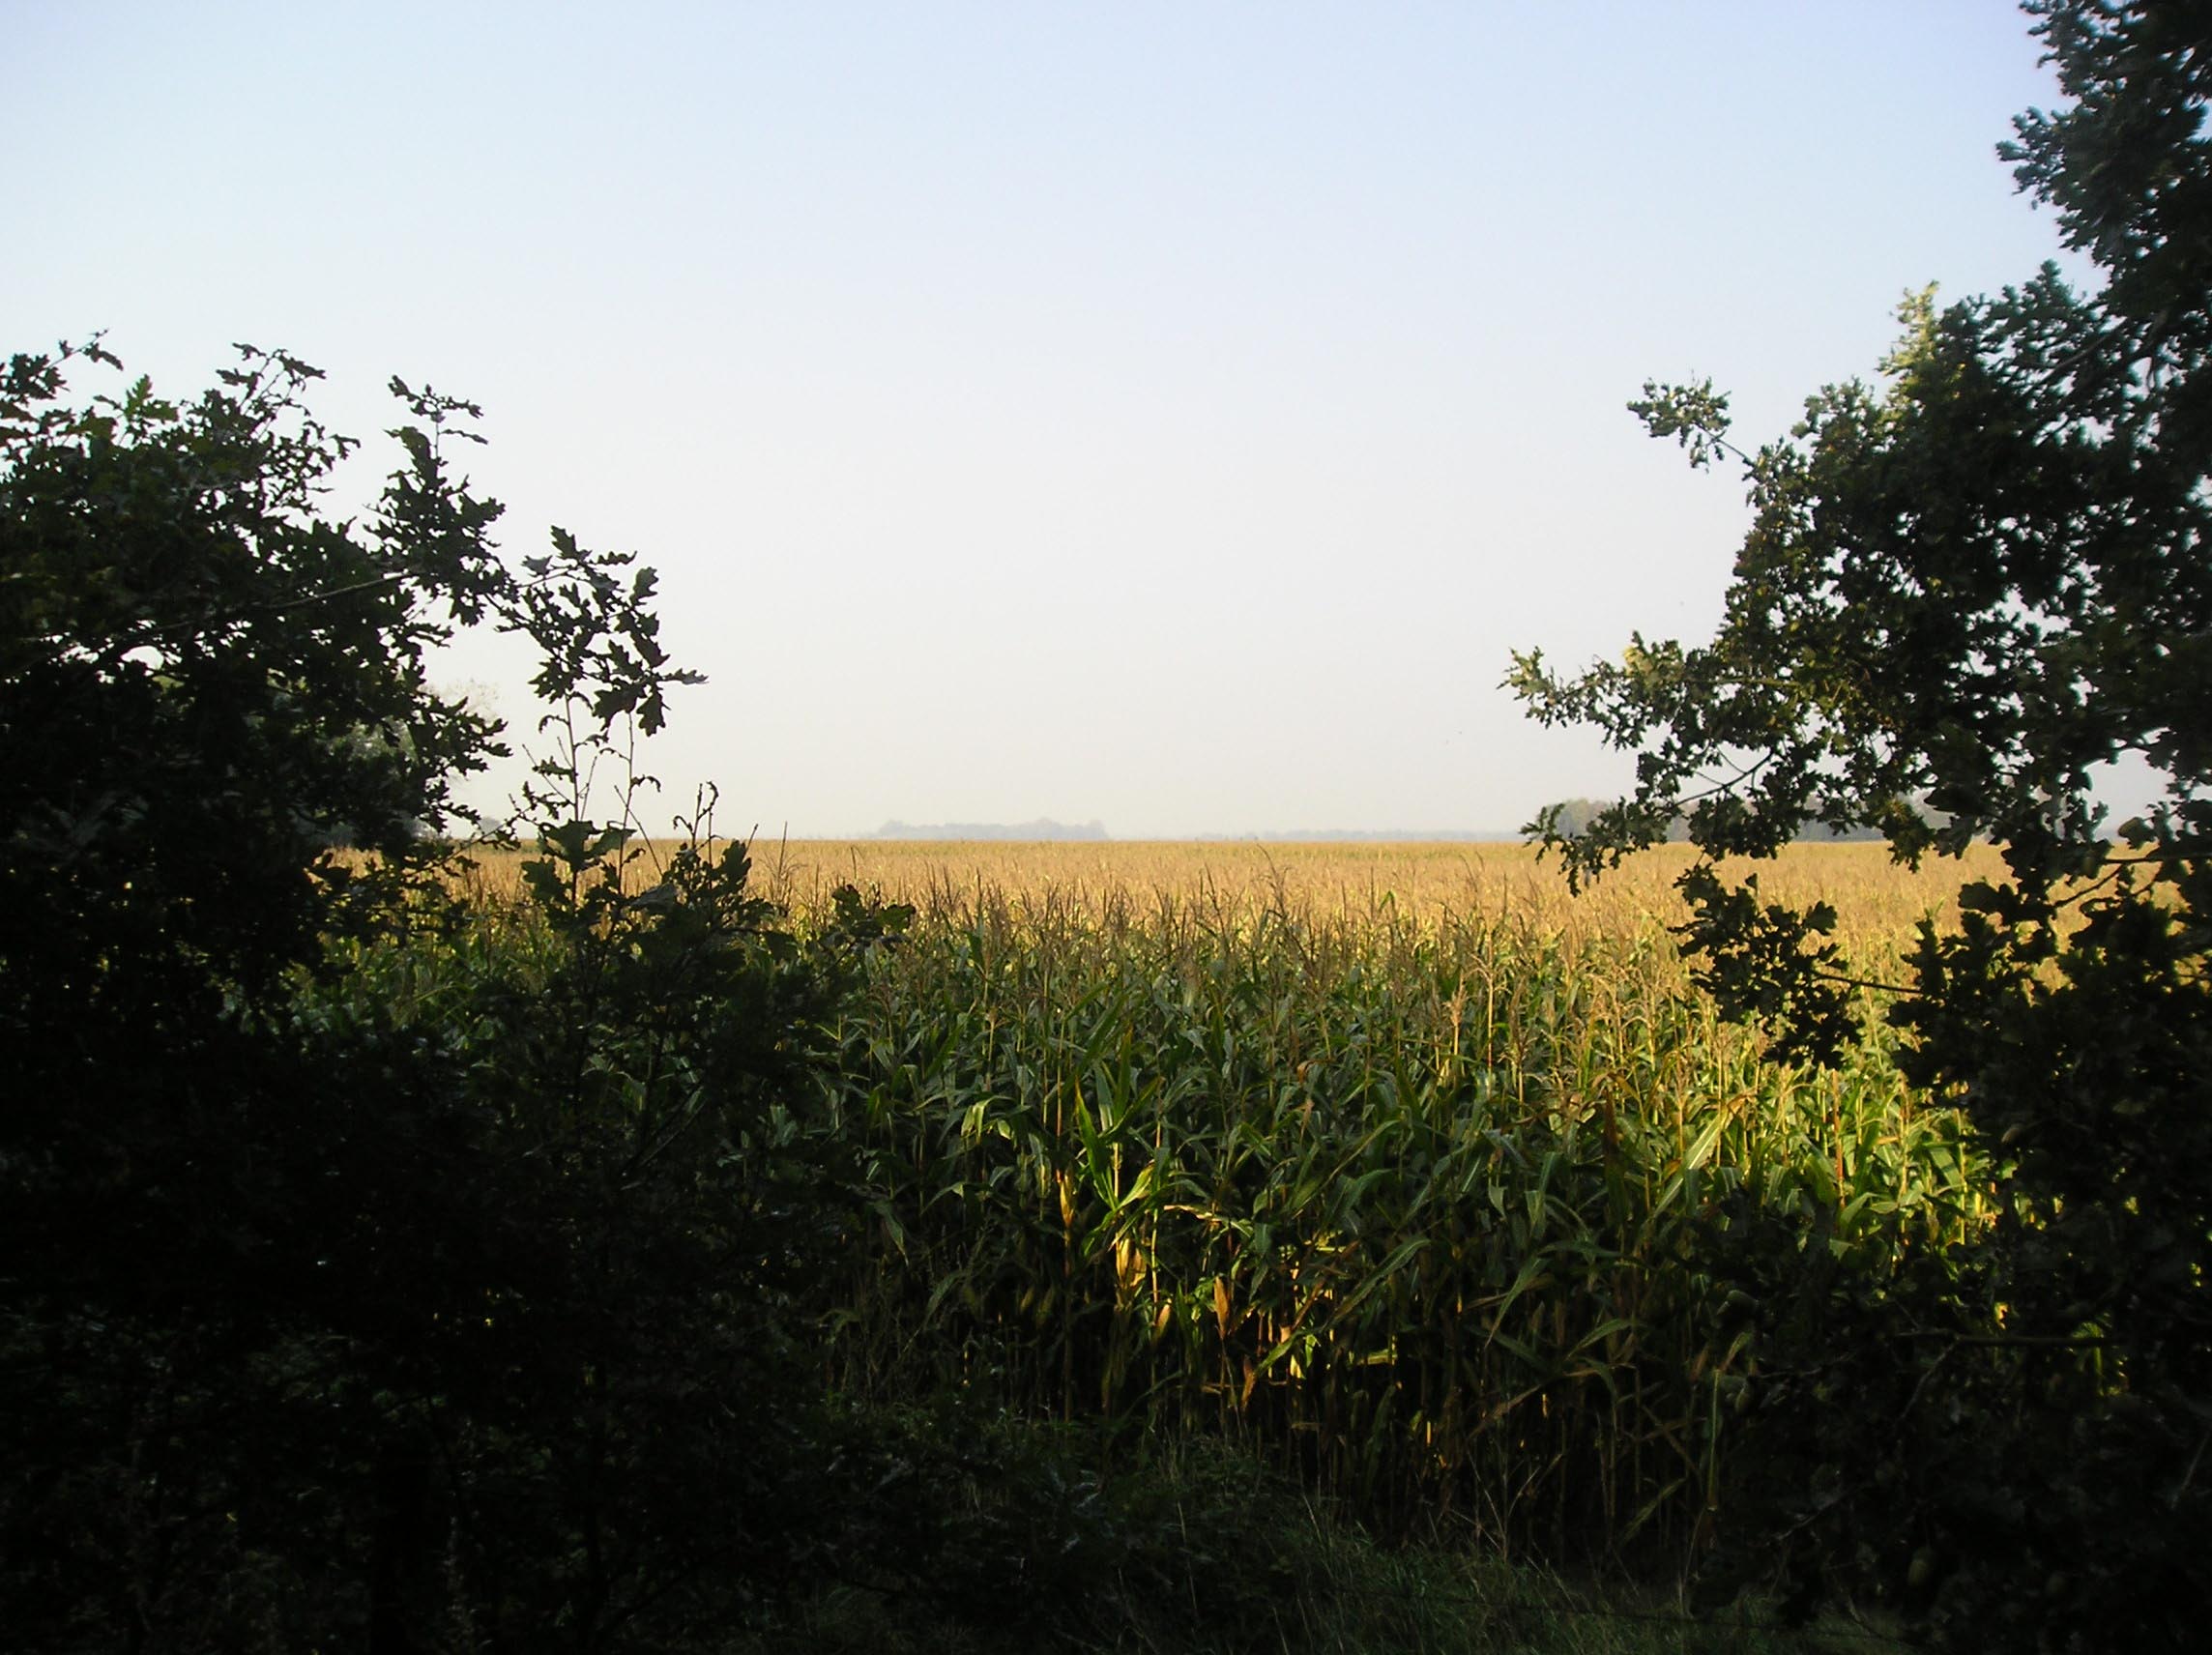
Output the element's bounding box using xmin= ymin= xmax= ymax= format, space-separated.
xmin=0 ymin=341 xmax=897 ymax=1649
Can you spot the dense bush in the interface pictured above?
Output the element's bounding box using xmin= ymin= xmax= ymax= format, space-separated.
xmin=0 ymin=343 xmax=886 ymax=1649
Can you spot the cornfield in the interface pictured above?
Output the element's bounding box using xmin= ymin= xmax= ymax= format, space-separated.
xmin=700 ymin=840 xmax=2003 ymax=1572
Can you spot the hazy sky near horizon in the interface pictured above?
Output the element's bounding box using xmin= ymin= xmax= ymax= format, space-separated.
xmin=12 ymin=3 xmax=2077 ymax=836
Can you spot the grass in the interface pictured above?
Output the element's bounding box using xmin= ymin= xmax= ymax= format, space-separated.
xmin=726 ymin=1418 xmax=1906 ymax=1655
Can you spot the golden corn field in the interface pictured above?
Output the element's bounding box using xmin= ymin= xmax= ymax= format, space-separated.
xmin=477 ymin=838 xmax=2004 ymax=1570
xmin=747 ymin=836 xmax=2001 ymax=944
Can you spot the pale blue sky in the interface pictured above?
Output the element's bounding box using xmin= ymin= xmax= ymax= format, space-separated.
xmin=11 ymin=3 xmax=2072 ymax=836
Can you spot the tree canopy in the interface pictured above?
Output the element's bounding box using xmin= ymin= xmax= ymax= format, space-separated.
xmin=1513 ymin=2 xmax=2209 ymax=1645
xmin=0 ymin=342 xmax=876 ymax=1650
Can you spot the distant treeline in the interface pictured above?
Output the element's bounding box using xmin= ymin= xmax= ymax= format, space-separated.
xmin=1541 ymin=798 xmax=1890 ymax=843
xmin=1191 ymin=828 xmax=1521 ymax=843
xmin=865 ymin=812 xmax=1889 ymax=845
xmin=871 ymin=818 xmax=1110 ymax=841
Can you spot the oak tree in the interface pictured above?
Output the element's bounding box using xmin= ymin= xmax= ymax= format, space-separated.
xmin=1513 ymin=3 xmax=2209 ymax=1644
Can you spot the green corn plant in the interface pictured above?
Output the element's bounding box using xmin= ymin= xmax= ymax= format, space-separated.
xmin=810 ymin=871 xmax=1994 ymax=1574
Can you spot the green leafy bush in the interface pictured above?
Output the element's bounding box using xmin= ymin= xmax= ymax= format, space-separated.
xmin=0 ymin=342 xmax=891 ymax=1649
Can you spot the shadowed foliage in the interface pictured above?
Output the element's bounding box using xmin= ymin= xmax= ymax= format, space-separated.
xmin=1513 ymin=3 xmax=2210 ymax=1646
xmin=0 ymin=342 xmax=882 ymax=1650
